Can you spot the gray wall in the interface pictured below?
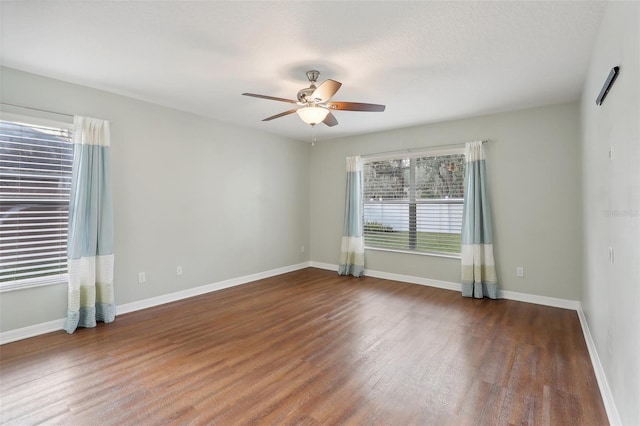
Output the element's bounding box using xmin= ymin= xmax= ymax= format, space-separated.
xmin=0 ymin=67 xmax=311 ymax=332
xmin=0 ymin=70 xmax=586 ymax=327
xmin=310 ymin=102 xmax=583 ymax=300
xmin=580 ymin=1 xmax=640 ymax=424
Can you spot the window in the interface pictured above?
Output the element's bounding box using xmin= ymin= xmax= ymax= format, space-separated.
xmin=0 ymin=117 xmax=73 ymax=291
xmin=363 ymin=149 xmax=465 ymax=256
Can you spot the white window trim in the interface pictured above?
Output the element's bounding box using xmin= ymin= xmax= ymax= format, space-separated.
xmin=365 ymin=245 xmax=462 ymax=259
xmin=362 ymin=146 xmax=464 ymax=162
xmin=0 ymin=111 xmax=73 ymax=130
xmin=362 ymin=146 xmax=465 ymax=258
xmin=0 ymin=273 xmax=68 ymax=293
xmin=0 ymin=113 xmax=73 ymax=292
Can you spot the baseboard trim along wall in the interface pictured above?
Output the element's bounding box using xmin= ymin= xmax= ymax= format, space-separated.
xmin=116 ymin=262 xmax=310 ymax=316
xmin=0 ymin=262 xmax=310 ymax=345
xmin=576 ymin=304 xmax=622 ymax=426
xmin=0 ymin=318 xmax=67 ymax=346
xmin=309 ymin=261 xmax=579 ymax=310
xmin=0 ymin=261 xmax=619 ymax=425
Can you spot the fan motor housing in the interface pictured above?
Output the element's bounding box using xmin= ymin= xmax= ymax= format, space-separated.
xmin=297 ymin=87 xmax=316 ymax=103
xmin=297 ymin=69 xmax=321 ymax=103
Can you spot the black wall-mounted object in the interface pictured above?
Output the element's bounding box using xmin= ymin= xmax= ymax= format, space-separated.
xmin=596 ymin=66 xmax=620 ymax=106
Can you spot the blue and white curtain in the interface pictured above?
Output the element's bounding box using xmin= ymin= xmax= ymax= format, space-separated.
xmin=461 ymin=141 xmax=497 ymax=299
xmin=63 ymin=116 xmax=115 ymax=334
xmin=338 ymin=156 xmax=365 ymax=277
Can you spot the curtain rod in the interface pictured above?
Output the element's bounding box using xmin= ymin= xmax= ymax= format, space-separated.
xmin=360 ymin=140 xmax=486 ymax=159
xmin=0 ymin=101 xmax=74 ymax=119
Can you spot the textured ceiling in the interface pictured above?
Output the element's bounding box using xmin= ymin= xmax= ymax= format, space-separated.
xmin=0 ymin=1 xmax=606 ymax=142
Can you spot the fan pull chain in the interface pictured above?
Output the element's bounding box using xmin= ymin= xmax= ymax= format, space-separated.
xmin=311 ymin=126 xmax=317 ymax=146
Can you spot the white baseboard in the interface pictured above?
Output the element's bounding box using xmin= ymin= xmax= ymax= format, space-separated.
xmin=0 ymin=318 xmax=67 ymax=345
xmin=576 ymin=304 xmax=621 ymax=426
xmin=308 ymin=261 xmax=338 ymax=272
xmin=0 ymin=262 xmax=586 ymax=337
xmin=0 ymin=262 xmax=311 ymax=345
xmin=310 ymin=261 xmax=578 ymax=309
xmin=117 ymin=262 xmax=310 ymax=315
xmin=364 ymin=268 xmax=462 ymax=292
xmin=0 ymin=261 xmax=620 ymax=426
xmin=310 ymin=261 xmax=460 ymax=291
xmin=498 ymin=289 xmax=580 ymax=310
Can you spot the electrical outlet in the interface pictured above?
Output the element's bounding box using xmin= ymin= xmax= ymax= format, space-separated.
xmin=516 ymin=267 xmax=524 ymax=278
xmin=176 ymin=266 xmax=183 ymax=276
xmin=138 ymin=272 xmax=146 ymax=284
xmin=300 ymin=245 xmax=305 ymax=253
xmin=608 ymin=247 xmax=615 ymax=264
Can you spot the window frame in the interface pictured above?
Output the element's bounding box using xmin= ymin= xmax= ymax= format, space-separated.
xmin=0 ymin=113 xmax=74 ymax=292
xmin=362 ymin=147 xmax=465 ymax=259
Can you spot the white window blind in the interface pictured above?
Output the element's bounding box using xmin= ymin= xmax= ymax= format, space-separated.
xmin=363 ymin=151 xmax=465 ymax=256
xmin=0 ymin=118 xmax=73 ymax=291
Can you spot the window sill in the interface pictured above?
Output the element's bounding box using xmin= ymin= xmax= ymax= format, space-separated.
xmin=364 ymin=246 xmax=461 ymax=260
xmin=0 ymin=274 xmax=68 ymax=293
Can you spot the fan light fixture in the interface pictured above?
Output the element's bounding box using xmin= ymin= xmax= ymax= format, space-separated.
xmin=297 ymin=106 xmax=329 ymax=125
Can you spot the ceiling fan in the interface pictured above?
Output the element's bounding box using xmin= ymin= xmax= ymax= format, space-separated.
xmin=242 ymin=70 xmax=385 ymax=127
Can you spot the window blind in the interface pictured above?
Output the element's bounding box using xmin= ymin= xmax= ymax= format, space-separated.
xmin=363 ymin=153 xmax=465 ymax=256
xmin=0 ymin=119 xmax=73 ymax=290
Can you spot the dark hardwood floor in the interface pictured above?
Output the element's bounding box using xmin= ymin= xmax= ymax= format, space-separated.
xmin=0 ymin=268 xmax=608 ymax=425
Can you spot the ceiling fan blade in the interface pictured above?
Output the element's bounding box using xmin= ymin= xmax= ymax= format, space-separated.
xmin=242 ymin=93 xmax=298 ymax=104
xmin=262 ymin=109 xmax=298 ymax=121
xmin=311 ymin=79 xmax=342 ymax=102
xmin=326 ymin=102 xmax=386 ymax=112
xmin=322 ymin=112 xmax=338 ymax=127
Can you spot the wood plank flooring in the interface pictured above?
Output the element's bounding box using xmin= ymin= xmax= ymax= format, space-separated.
xmin=0 ymin=268 xmax=608 ymax=425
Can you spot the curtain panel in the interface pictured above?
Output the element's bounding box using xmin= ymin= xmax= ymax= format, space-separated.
xmin=338 ymin=156 xmax=365 ymax=277
xmin=461 ymin=141 xmax=497 ymax=299
xmin=63 ymin=116 xmax=115 ymax=334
